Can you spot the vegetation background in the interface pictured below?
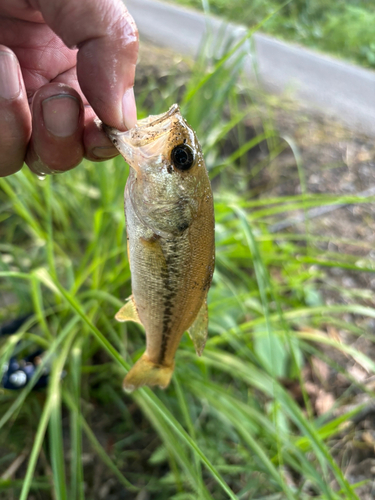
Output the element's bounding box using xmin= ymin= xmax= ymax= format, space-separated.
xmin=170 ymin=0 xmax=375 ymax=68
xmin=1 ymin=1 xmax=375 ymax=499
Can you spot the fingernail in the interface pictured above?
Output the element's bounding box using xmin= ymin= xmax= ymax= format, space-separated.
xmin=42 ymin=95 xmax=80 ymax=137
xmin=122 ymin=88 xmax=137 ymax=130
xmin=0 ymin=52 xmax=21 ymax=99
xmin=92 ymin=146 xmax=118 ymax=159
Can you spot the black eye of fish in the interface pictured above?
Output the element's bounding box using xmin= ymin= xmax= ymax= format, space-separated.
xmin=171 ymin=144 xmax=195 ymax=171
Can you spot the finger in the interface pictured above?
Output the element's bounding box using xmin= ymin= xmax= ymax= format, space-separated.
xmin=83 ymin=107 xmax=118 ymax=162
xmin=35 ymin=0 xmax=139 ymax=131
xmin=52 ymin=71 xmax=118 ymax=161
xmin=52 ymin=67 xmax=88 ymax=105
xmin=0 ymin=46 xmax=31 ymax=177
xmin=26 ymin=83 xmax=84 ymax=175
xmin=52 ymin=67 xmax=118 ymax=161
xmin=0 ymin=3 xmax=44 ymax=22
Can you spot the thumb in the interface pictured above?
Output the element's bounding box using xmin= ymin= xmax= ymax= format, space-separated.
xmin=33 ymin=0 xmax=138 ymax=130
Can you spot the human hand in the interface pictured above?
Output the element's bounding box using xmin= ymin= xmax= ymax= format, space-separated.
xmin=0 ymin=0 xmax=138 ymax=177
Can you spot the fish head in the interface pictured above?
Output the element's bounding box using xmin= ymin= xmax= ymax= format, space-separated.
xmin=104 ymin=104 xmax=212 ymax=237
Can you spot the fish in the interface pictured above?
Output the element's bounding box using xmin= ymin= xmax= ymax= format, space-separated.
xmin=104 ymin=104 xmax=215 ymax=392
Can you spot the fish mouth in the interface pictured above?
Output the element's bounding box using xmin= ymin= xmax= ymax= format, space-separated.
xmin=103 ymin=104 xmax=181 ymax=165
xmin=135 ymin=103 xmax=180 ymax=129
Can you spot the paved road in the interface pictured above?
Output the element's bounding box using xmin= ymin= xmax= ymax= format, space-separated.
xmin=126 ymin=0 xmax=375 ymax=136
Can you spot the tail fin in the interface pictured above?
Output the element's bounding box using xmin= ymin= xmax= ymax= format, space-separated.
xmin=123 ymin=353 xmax=174 ymax=392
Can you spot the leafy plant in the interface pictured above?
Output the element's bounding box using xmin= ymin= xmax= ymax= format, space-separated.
xmin=170 ymin=0 xmax=375 ymax=68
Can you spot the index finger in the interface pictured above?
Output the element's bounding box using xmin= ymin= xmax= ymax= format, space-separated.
xmin=34 ymin=0 xmax=138 ymax=130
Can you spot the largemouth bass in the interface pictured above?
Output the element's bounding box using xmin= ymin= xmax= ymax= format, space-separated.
xmin=104 ymin=104 xmax=215 ymax=392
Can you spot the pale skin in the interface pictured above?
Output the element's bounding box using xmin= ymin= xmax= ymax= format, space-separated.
xmin=0 ymin=0 xmax=139 ymax=177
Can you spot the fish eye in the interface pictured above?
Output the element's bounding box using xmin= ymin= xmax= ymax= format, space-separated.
xmin=171 ymin=144 xmax=195 ymax=171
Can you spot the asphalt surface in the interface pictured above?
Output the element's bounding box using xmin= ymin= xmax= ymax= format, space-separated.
xmin=126 ymin=0 xmax=375 ymax=136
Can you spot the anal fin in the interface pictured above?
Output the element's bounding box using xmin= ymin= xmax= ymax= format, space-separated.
xmin=115 ymin=296 xmax=142 ymax=325
xmin=188 ymin=300 xmax=208 ymax=356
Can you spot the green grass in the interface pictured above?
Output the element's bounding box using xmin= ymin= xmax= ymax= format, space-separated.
xmin=0 ymin=30 xmax=375 ymax=499
xmin=170 ymin=0 xmax=375 ymax=69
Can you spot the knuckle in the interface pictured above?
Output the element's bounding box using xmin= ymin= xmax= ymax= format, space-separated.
xmin=119 ymin=10 xmax=139 ymax=45
xmin=51 ymin=0 xmax=139 ymax=50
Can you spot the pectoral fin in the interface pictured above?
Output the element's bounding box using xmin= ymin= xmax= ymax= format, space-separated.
xmin=188 ymin=300 xmax=208 ymax=356
xmin=115 ymin=296 xmax=142 ymax=325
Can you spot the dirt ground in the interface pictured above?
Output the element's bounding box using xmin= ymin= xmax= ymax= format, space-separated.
xmin=250 ymin=72 xmax=375 ymax=500
xmin=248 ymin=65 xmax=375 ymax=500
xmin=269 ymin=113 xmax=375 ymax=499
